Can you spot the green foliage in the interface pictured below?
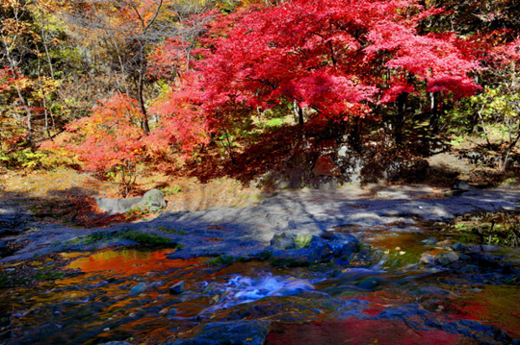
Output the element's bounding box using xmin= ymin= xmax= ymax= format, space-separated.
xmin=160 ymin=186 xmax=181 ymax=196
xmin=450 ymin=135 xmax=464 ymax=146
xmin=0 ymin=147 xmax=50 ymax=170
xmin=453 ymin=212 xmax=520 ymax=247
xmin=264 ymin=117 xmax=284 ymax=128
xmin=475 ymin=86 xmax=520 ymax=124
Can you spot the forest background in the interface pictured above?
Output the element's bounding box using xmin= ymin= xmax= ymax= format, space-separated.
xmin=1 ymin=0 xmax=519 ymax=211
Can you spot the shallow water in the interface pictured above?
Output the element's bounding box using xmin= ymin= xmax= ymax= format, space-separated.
xmin=1 ymin=229 xmax=519 ymax=344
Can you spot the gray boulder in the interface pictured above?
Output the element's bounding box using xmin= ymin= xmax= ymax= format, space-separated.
xmin=95 ymin=189 xmax=166 ymax=214
xmin=452 ymin=180 xmax=475 ymax=195
xmin=136 ymin=189 xmax=167 ymax=212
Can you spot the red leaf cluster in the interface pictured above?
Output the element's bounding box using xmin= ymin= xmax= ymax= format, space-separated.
xmin=152 ymin=0 xmax=482 ymax=138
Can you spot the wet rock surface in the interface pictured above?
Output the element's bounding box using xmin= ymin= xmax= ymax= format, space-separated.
xmin=1 ymin=186 xmax=520 ymax=344
xmin=3 ymin=186 xmax=520 ymax=262
xmin=166 ymin=320 xmax=270 ymax=345
xmin=0 ymin=204 xmax=30 ymax=237
xmin=261 ymin=232 xmax=360 ymax=266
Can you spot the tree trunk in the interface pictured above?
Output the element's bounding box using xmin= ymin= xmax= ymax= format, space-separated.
xmin=395 ymin=91 xmax=408 ymax=146
xmin=350 ymin=117 xmax=363 ymax=153
xmin=293 ymin=100 xmax=304 ymax=126
xmin=137 ymin=54 xmax=150 ymax=135
xmin=429 ymin=92 xmax=440 ymax=134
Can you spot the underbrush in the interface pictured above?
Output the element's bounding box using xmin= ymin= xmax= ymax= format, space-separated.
xmin=452 ymin=211 xmax=520 ymax=247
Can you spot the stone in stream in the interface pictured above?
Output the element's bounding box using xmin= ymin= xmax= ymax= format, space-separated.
xmin=452 ymin=179 xmax=474 ymax=192
xmin=481 ymin=244 xmax=502 ymax=252
xmin=435 ymin=252 xmax=460 ymax=265
xmin=165 ymin=320 xmax=269 ymax=345
xmin=264 ymin=232 xmax=360 ymax=266
xmin=129 ymin=282 xmax=147 ymax=295
xmin=464 ymin=244 xmax=502 ymax=254
xmin=169 ymin=280 xmax=185 ymax=295
xmin=151 ymin=280 xmax=164 ymax=288
xmin=420 ymin=251 xmax=460 ymax=265
xmin=420 ymin=238 xmax=437 ymax=245
xmin=420 ymin=253 xmax=436 ymax=265
xmin=270 ymin=232 xmax=297 ymax=250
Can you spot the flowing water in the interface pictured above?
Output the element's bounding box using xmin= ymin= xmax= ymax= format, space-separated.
xmin=1 ymin=227 xmax=520 ymax=345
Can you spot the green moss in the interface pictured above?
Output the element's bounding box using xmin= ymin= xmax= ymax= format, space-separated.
xmin=156 ymin=226 xmax=186 ymax=235
xmin=71 ymin=230 xmax=175 ymax=246
xmin=82 ymin=231 xmax=114 ymax=244
xmin=34 ymin=269 xmax=65 ymax=281
xmin=295 ymin=233 xmax=313 ymax=249
xmin=207 ymin=255 xmax=235 ymax=265
xmin=120 ymin=231 xmax=173 ymax=244
xmin=160 ymin=186 xmax=181 ymax=196
xmin=256 ymin=251 xmax=273 ymax=261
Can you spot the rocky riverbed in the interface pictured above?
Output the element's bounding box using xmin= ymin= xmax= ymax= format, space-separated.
xmin=1 ymin=184 xmax=520 ymax=344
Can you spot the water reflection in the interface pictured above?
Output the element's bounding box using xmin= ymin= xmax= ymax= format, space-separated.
xmin=66 ymin=249 xmax=203 ymax=274
xmin=1 ymin=235 xmax=519 ymax=344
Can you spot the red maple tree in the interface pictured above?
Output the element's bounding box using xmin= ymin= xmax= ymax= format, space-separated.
xmin=153 ymin=0 xmax=482 ymax=146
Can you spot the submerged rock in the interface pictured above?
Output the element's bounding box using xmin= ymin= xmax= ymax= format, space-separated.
xmin=436 ymin=252 xmax=460 ymax=265
xmin=420 ymin=238 xmax=437 ymax=246
xmin=169 ymin=281 xmax=185 ymax=295
xmin=420 ymin=250 xmax=459 ymax=266
xmin=129 ymin=282 xmax=147 ymax=295
xmin=367 ymin=304 xmax=514 ymax=345
xmin=166 ymin=320 xmax=270 ymax=345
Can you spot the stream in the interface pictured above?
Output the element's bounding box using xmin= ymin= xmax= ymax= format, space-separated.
xmin=1 ymin=225 xmax=520 ymax=345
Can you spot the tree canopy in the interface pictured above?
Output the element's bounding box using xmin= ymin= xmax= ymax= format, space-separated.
xmin=1 ymin=0 xmax=519 ymax=190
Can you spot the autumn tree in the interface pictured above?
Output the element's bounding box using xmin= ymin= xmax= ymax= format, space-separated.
xmin=54 ymin=0 xmax=214 ymax=135
xmin=153 ymin=0 xmax=482 ymax=156
xmin=0 ymin=0 xmax=72 ymax=169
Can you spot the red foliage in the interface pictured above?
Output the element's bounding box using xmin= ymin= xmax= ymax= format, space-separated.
xmin=43 ymin=93 xmax=145 ymax=172
xmin=147 ymin=73 xmax=209 ymax=157
xmin=151 ymin=0 xmax=482 ymax=141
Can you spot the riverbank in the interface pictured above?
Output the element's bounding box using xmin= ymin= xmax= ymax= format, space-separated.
xmin=3 ymin=184 xmax=520 ymax=262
